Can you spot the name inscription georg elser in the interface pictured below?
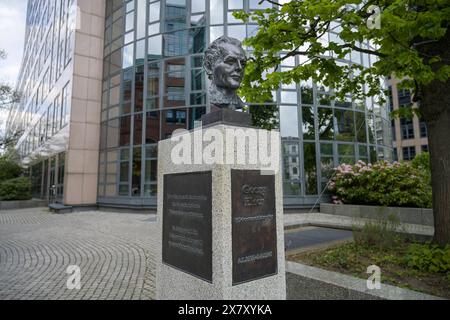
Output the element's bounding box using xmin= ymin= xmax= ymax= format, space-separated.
xmin=163 ymin=172 xmax=212 ymax=282
xmin=232 ymin=170 xmax=277 ymax=285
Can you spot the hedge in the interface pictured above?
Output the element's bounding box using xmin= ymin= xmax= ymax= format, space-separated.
xmin=0 ymin=177 xmax=32 ymax=201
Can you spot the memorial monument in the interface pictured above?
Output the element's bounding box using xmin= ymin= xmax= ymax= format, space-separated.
xmin=156 ymin=36 xmax=286 ymax=300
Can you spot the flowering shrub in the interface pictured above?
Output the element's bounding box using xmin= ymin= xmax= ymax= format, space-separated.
xmin=328 ymin=160 xmax=432 ymax=208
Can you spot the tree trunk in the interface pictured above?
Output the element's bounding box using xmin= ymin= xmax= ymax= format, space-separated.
xmin=418 ymin=28 xmax=450 ymax=246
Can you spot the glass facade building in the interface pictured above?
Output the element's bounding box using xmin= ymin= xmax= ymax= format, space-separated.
xmin=7 ymin=0 xmax=392 ymax=209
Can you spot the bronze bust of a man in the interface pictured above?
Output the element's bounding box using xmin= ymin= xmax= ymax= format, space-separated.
xmin=203 ymin=36 xmax=247 ymax=111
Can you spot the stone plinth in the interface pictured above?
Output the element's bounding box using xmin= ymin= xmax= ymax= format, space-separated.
xmin=156 ymin=123 xmax=286 ymax=300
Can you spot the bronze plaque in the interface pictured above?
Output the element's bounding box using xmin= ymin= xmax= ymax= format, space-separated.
xmin=231 ymin=170 xmax=277 ymax=285
xmin=162 ymin=171 xmax=212 ymax=282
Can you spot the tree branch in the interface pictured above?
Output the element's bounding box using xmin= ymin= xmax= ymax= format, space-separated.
xmin=260 ymin=0 xmax=283 ymax=7
xmin=339 ymin=43 xmax=387 ymax=58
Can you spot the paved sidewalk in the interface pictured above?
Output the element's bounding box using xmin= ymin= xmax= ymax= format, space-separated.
xmin=1 ymin=208 xmax=430 ymax=300
xmin=0 ymin=208 xmax=158 ymax=300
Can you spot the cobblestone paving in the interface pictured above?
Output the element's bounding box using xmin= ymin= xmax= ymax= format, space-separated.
xmin=0 ymin=208 xmax=158 ymax=300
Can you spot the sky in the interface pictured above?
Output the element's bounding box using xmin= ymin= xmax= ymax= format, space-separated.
xmin=0 ymin=0 xmax=27 ymax=136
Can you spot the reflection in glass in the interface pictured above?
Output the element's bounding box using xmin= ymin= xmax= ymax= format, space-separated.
xmin=164 ymin=59 xmax=186 ymax=108
xmin=281 ymin=91 xmax=297 ymax=104
xmin=249 ymin=0 xmax=271 ymax=9
xmin=120 ymin=162 xmax=129 ymax=182
xmin=228 ymin=25 xmax=246 ymax=41
xmin=367 ymin=114 xmax=376 ymax=144
xmin=122 ymin=44 xmax=134 ymax=69
xmin=228 ymin=0 xmax=243 ymax=10
xmin=338 ymin=144 xmax=355 ymax=164
xmin=136 ymin=0 xmax=146 ymax=39
xmin=188 ymin=107 xmax=206 ymax=129
xmin=210 ymin=26 xmax=224 ymax=42
xmin=148 ymin=23 xmax=160 ymax=36
xmin=134 ymin=114 xmax=143 ymax=145
xmin=280 ymin=106 xmax=299 ymax=138
xmin=300 ymin=85 xmax=314 ymax=104
xmin=132 ymin=148 xmax=142 ymax=197
xmin=318 ymin=107 xmax=334 ymax=140
xmin=106 ymin=119 xmax=119 ymax=148
xmin=161 ymin=109 xmax=187 ymax=139
xmin=166 ymin=0 xmax=187 ymax=31
xmin=359 ymin=145 xmax=368 ymax=162
xmin=120 ymin=115 xmax=131 ymax=146
xmin=320 ymin=143 xmax=334 ymax=192
xmin=191 ymin=0 xmax=205 ymax=13
xmin=146 ymin=111 xmax=160 ymax=143
xmin=302 ymin=106 xmax=315 ymax=140
xmin=135 ymin=65 xmax=144 ymax=112
xmin=210 ymin=0 xmax=224 ymax=24
xmin=283 ymin=141 xmax=300 ymax=181
xmin=148 ymin=35 xmax=162 ymax=58
xmin=125 ymin=12 xmax=134 ymax=32
xmin=335 ymin=109 xmax=355 ymax=141
xmin=284 ymin=182 xmax=301 ymax=196
xmin=304 ymin=142 xmax=318 ymax=195
xmin=191 ymin=14 xmax=206 ymax=27
xmin=355 ymin=112 xmax=367 ymax=143
xmin=149 ymin=2 xmax=161 ymax=23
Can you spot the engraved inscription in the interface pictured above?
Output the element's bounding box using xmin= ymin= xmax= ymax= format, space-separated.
xmin=163 ymin=172 xmax=212 ymax=282
xmin=232 ymin=170 xmax=277 ymax=285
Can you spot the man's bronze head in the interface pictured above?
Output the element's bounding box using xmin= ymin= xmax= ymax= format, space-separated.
xmin=203 ymin=36 xmax=247 ymax=90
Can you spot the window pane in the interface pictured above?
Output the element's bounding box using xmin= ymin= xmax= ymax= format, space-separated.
xmin=120 ymin=162 xmax=129 ymax=182
xmin=120 ymin=116 xmax=131 ymax=146
xmin=302 ymin=107 xmax=315 ymax=140
xmin=228 ymin=0 xmax=243 ymax=9
xmin=146 ymin=111 xmax=161 ymax=143
xmin=210 ymin=0 xmax=223 ymax=24
xmin=136 ymin=0 xmax=146 ymax=38
xmin=134 ymin=114 xmax=143 ymax=145
xmin=335 ymin=109 xmax=355 ymax=141
xmin=355 ymin=112 xmax=367 ymax=143
xmin=132 ymin=148 xmax=142 ymax=196
xmin=149 ymin=2 xmax=160 ymax=23
xmin=209 ymin=26 xmax=223 ymax=43
xmin=228 ymin=25 xmax=246 ymax=41
xmin=191 ymin=0 xmax=205 ymax=13
xmin=280 ymin=105 xmax=299 ymax=138
xmin=338 ymin=144 xmax=355 ymax=164
xmin=318 ymin=107 xmax=334 ymax=140
xmin=304 ymin=143 xmax=317 ymax=195
xmin=122 ymin=44 xmax=134 ymax=69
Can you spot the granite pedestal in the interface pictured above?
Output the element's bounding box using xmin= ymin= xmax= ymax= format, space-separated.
xmin=156 ymin=116 xmax=286 ymax=300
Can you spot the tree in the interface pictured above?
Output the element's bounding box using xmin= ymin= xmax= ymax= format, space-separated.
xmin=235 ymin=0 xmax=450 ymax=245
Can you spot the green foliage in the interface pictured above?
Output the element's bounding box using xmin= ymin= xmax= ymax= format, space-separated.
xmin=405 ymin=244 xmax=450 ymax=273
xmin=412 ymin=152 xmax=431 ymax=185
xmin=412 ymin=152 xmax=431 ymax=173
xmin=329 ymin=160 xmax=432 ymax=208
xmin=246 ymin=103 xmax=279 ymax=130
xmin=0 ymin=157 xmax=23 ymax=183
xmin=234 ymin=1 xmax=450 ymax=104
xmin=0 ymin=177 xmax=32 ymax=201
xmin=353 ymin=214 xmax=401 ymax=250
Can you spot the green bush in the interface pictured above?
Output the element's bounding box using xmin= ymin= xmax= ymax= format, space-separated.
xmin=353 ymin=214 xmax=401 ymax=250
xmin=0 ymin=177 xmax=32 ymax=201
xmin=0 ymin=157 xmax=22 ymax=182
xmin=328 ymin=160 xmax=432 ymax=208
xmin=404 ymin=244 xmax=450 ymax=273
